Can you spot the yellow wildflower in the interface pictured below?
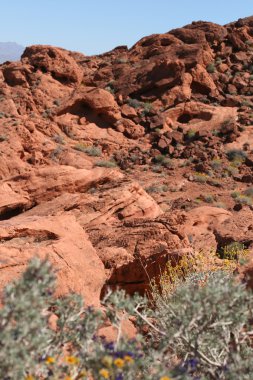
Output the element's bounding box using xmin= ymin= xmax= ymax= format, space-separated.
xmin=113 ymin=358 xmax=124 ymax=368
xmin=65 ymin=356 xmax=80 ymax=365
xmin=25 ymin=376 xmax=35 ymax=380
xmin=64 ymin=377 xmax=73 ymax=380
xmin=45 ymin=356 xmax=55 ymax=365
xmin=160 ymin=376 xmax=172 ymax=380
xmin=99 ymin=368 xmax=110 ymax=378
xmin=124 ymin=355 xmax=134 ymax=364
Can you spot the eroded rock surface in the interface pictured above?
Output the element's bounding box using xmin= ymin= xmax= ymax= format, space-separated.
xmin=1 ymin=16 xmax=253 ymax=303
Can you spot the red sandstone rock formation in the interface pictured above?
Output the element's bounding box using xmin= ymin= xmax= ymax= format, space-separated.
xmin=0 ymin=16 xmax=253 ymax=304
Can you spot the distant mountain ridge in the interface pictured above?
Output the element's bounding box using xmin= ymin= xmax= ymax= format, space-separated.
xmin=0 ymin=42 xmax=24 ymax=63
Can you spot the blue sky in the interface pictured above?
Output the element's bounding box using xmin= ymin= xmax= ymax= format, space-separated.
xmin=1 ymin=0 xmax=253 ymax=55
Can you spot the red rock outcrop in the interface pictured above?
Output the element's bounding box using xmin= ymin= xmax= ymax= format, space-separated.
xmin=0 ymin=16 xmax=253 ymax=305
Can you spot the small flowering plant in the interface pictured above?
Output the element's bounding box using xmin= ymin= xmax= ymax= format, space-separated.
xmin=2 ymin=258 xmax=253 ymax=380
xmin=0 ymin=259 xmax=178 ymax=380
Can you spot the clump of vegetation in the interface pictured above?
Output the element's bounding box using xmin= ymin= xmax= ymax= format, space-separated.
xmin=0 ymin=134 xmax=8 ymax=142
xmin=42 ymin=109 xmax=52 ymax=118
xmin=145 ymin=184 xmax=168 ymax=194
xmin=202 ymin=194 xmax=214 ymax=203
xmin=206 ymin=63 xmax=216 ymax=73
xmin=185 ymin=129 xmax=197 ymax=140
xmin=207 ymin=178 xmax=222 ymax=187
xmin=141 ymin=102 xmax=153 ymax=116
xmin=244 ymin=187 xmax=253 ymax=197
xmin=0 ymin=259 xmax=161 ymax=380
xmin=217 ymin=242 xmax=249 ymax=261
xmin=53 ymin=99 xmax=61 ymax=106
xmin=226 ymin=165 xmax=239 ymax=177
xmin=193 ymin=172 xmax=208 ymax=183
xmin=95 ymin=160 xmax=117 ymax=168
xmin=231 ymin=189 xmax=253 ymax=206
xmin=74 ymin=144 xmax=102 ymax=157
xmin=226 ymin=149 xmax=247 ymax=163
xmin=115 ymin=58 xmax=129 ymax=64
xmin=52 ymin=134 xmax=65 ymax=145
xmin=152 ymin=270 xmax=253 ymax=379
xmin=105 ymin=86 xmax=115 ymax=95
xmin=3 ymin=255 xmax=253 ymax=380
xmin=210 ymin=158 xmax=222 ymax=170
xmin=127 ymin=98 xmax=142 ymax=109
xmin=50 ymin=145 xmax=64 ymax=161
xmin=153 ymin=155 xmax=174 ymax=168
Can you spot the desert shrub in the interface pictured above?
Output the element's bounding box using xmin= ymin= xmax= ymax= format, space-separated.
xmin=153 ymin=155 xmax=173 ymax=168
xmin=193 ymin=173 xmax=208 ymax=183
xmin=0 ymin=259 xmax=171 ymax=380
xmin=217 ymin=242 xmax=249 ymax=261
xmin=105 ymin=85 xmax=115 ymax=95
xmin=141 ymin=102 xmax=153 ymax=116
xmin=150 ymin=254 xmax=198 ymax=301
xmin=116 ymin=58 xmax=129 ymax=64
xmin=210 ymin=158 xmax=222 ymax=170
xmin=95 ymin=160 xmax=117 ymax=168
xmin=203 ymin=194 xmax=214 ymax=203
xmin=52 ymin=134 xmax=65 ymax=145
xmin=145 ymin=185 xmax=168 ymax=194
xmin=42 ymin=109 xmax=52 ymax=118
xmin=74 ymin=144 xmax=102 ymax=157
xmin=226 ymin=165 xmax=239 ymax=176
xmin=231 ymin=191 xmax=253 ymax=206
xmin=244 ymin=187 xmax=253 ymax=197
xmin=53 ymin=99 xmax=61 ymax=106
xmin=226 ymin=149 xmax=247 ymax=162
xmin=151 ymin=270 xmax=253 ymax=379
xmin=50 ymin=145 xmax=64 ymax=161
xmin=185 ymin=129 xmax=196 ymax=140
xmin=231 ymin=191 xmax=240 ymax=199
xmin=3 ymin=258 xmax=253 ymax=380
xmin=206 ymin=63 xmax=216 ymax=73
xmin=151 ymin=165 xmax=162 ymax=173
xmin=127 ymin=98 xmax=142 ymax=109
xmin=207 ymin=178 xmax=222 ymax=187
xmin=0 ymin=134 xmax=8 ymax=142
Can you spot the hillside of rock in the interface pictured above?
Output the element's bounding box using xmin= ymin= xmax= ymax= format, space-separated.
xmin=0 ymin=16 xmax=253 ymax=305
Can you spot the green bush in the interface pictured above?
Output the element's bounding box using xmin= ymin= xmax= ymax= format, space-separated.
xmin=231 ymin=191 xmax=253 ymax=206
xmin=226 ymin=149 xmax=247 ymax=162
xmin=217 ymin=242 xmax=248 ymax=261
xmin=206 ymin=63 xmax=216 ymax=73
xmin=0 ymin=134 xmax=8 ymax=142
xmin=74 ymin=144 xmax=102 ymax=157
xmin=152 ymin=271 xmax=253 ymax=379
xmin=185 ymin=129 xmax=196 ymax=140
xmin=95 ymin=160 xmax=117 ymax=168
xmin=127 ymin=98 xmax=142 ymax=109
xmin=153 ymin=155 xmax=173 ymax=168
xmin=145 ymin=185 xmax=168 ymax=194
xmin=0 ymin=259 xmax=169 ymax=380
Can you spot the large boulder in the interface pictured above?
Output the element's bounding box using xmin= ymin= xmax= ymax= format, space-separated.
xmin=0 ymin=214 xmax=106 ymax=306
xmin=22 ymin=45 xmax=83 ymax=84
